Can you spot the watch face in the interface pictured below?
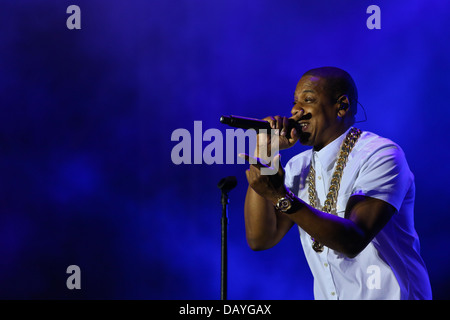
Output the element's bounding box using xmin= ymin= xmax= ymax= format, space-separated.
xmin=280 ymin=199 xmax=290 ymax=209
xmin=279 ymin=198 xmax=292 ymax=211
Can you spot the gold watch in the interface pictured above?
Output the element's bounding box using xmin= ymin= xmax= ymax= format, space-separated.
xmin=275 ymin=190 xmax=296 ymax=214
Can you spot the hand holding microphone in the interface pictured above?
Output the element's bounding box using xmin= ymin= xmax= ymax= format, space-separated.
xmin=220 ymin=111 xmax=303 ymax=151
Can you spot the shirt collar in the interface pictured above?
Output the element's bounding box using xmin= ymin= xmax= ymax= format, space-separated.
xmin=312 ymin=127 xmax=353 ymax=171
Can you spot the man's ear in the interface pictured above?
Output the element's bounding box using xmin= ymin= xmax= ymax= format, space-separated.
xmin=337 ymin=95 xmax=350 ymax=117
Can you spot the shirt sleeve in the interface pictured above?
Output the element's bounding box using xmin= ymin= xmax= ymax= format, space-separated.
xmin=352 ymin=144 xmax=414 ymax=212
xmin=284 ymin=160 xmax=294 ymax=190
xmin=284 ymin=156 xmax=301 ymax=195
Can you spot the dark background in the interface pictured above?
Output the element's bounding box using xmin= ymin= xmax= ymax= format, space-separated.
xmin=0 ymin=0 xmax=449 ymax=299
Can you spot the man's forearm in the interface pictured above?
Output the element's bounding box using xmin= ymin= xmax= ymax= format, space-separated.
xmin=244 ymin=186 xmax=278 ymax=250
xmin=244 ymin=186 xmax=295 ymax=251
xmin=279 ymin=195 xmax=367 ymax=258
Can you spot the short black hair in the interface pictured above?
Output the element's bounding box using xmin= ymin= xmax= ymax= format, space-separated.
xmin=303 ymin=66 xmax=358 ymax=115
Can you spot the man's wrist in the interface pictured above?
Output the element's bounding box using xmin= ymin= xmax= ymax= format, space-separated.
xmin=268 ymin=185 xmax=288 ymax=204
xmin=273 ymin=189 xmax=300 ymax=214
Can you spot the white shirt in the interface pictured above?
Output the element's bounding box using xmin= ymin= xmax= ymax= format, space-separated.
xmin=284 ymin=128 xmax=432 ymax=300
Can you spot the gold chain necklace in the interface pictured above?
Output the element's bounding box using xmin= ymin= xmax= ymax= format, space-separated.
xmin=307 ymin=127 xmax=362 ymax=253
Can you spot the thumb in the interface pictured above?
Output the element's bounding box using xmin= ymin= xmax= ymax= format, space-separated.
xmin=274 ymin=153 xmax=284 ymax=175
xmin=269 ymin=153 xmax=283 ymax=176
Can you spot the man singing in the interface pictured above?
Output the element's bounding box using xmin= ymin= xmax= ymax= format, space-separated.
xmin=240 ymin=66 xmax=432 ymax=300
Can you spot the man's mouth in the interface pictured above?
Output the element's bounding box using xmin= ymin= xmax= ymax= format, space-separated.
xmin=298 ymin=122 xmax=309 ymax=132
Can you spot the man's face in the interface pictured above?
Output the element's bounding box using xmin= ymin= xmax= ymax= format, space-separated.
xmin=291 ymin=75 xmax=341 ymax=150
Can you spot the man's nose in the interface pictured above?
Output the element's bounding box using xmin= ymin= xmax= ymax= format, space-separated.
xmin=291 ymin=106 xmax=305 ymax=120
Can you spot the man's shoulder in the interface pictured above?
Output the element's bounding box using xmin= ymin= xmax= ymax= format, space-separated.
xmin=356 ymin=130 xmax=404 ymax=155
xmin=353 ymin=130 xmax=411 ymax=175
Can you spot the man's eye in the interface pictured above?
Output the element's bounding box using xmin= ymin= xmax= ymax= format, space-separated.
xmin=293 ymin=98 xmax=314 ymax=105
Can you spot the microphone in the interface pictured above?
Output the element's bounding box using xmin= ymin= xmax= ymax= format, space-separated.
xmin=220 ymin=115 xmax=299 ymax=138
xmin=217 ymin=176 xmax=237 ymax=194
xmin=220 ymin=115 xmax=272 ymax=130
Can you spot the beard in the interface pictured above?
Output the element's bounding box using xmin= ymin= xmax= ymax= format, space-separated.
xmin=298 ymin=131 xmax=312 ymax=145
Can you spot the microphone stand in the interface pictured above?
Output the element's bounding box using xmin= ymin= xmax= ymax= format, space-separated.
xmin=217 ymin=176 xmax=237 ymax=301
xmin=220 ymin=190 xmax=229 ymax=301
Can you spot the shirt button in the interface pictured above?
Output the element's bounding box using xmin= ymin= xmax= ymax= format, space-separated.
xmin=318 ymin=176 xmax=322 ymax=180
xmin=324 ymin=263 xmax=328 ymax=267
xmin=331 ymin=292 xmax=336 ymax=296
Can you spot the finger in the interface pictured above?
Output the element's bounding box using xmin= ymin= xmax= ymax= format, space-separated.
xmin=246 ymin=168 xmax=259 ymax=187
xmin=281 ymin=117 xmax=290 ymax=136
xmin=247 ymin=164 xmax=264 ymax=187
xmin=274 ymin=153 xmax=284 ymax=176
xmin=238 ymin=153 xmax=267 ymax=169
xmin=290 ymin=127 xmax=299 ymax=141
xmin=275 ymin=116 xmax=283 ymax=130
xmin=244 ymin=168 xmax=251 ymax=182
xmin=238 ymin=152 xmax=252 ymax=164
xmin=264 ymin=153 xmax=282 ymax=176
xmin=265 ymin=116 xmax=276 ymax=129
